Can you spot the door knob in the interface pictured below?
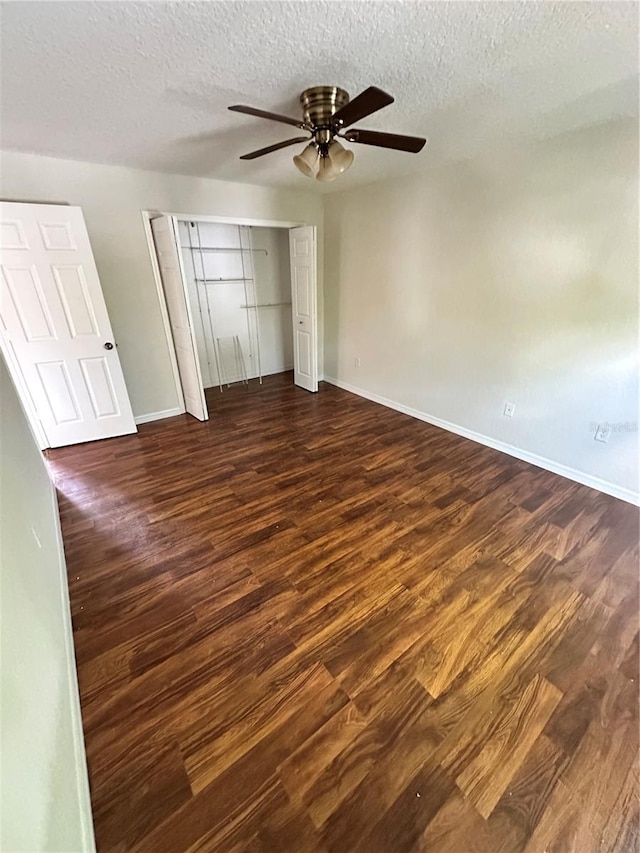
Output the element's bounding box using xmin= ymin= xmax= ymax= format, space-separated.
xmin=298 ymin=321 xmax=303 ymax=325
xmin=104 ymin=342 xmax=114 ymax=350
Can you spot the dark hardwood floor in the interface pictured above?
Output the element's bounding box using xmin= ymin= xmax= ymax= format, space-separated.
xmin=48 ymin=372 xmax=639 ymax=852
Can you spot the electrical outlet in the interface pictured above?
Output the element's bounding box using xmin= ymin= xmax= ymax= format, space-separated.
xmin=503 ymin=402 xmax=515 ymax=418
xmin=354 ymin=357 xmax=361 ymax=368
xmin=594 ymin=424 xmax=611 ymax=443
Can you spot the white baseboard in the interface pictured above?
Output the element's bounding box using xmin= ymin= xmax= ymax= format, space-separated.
xmin=134 ymin=407 xmax=184 ymax=425
xmin=323 ymin=376 xmax=640 ymax=506
xmin=50 ymin=479 xmax=97 ymax=851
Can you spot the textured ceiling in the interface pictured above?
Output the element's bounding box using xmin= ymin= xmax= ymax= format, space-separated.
xmin=0 ymin=1 xmax=637 ymax=193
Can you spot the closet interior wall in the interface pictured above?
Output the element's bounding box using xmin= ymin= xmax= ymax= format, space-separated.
xmin=178 ymin=222 xmax=293 ymax=388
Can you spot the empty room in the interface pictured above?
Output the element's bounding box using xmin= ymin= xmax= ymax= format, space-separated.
xmin=1 ymin=2 xmax=638 ymax=851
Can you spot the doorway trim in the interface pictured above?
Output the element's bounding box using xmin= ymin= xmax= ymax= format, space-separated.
xmin=142 ymin=210 xmax=314 ymax=413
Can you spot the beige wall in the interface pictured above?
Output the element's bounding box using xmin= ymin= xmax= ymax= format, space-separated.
xmin=0 ymin=355 xmax=94 ymax=851
xmin=324 ymin=118 xmax=639 ymax=500
xmin=251 ymin=226 xmax=295 ymax=377
xmin=0 ymin=150 xmax=322 ymax=419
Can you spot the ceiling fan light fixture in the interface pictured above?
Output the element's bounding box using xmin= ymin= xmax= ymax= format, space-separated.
xmin=316 ymin=154 xmax=340 ymax=182
xmin=327 ymin=140 xmax=354 ymax=174
xmin=293 ymin=142 xmax=318 ymax=177
xmin=232 ymin=85 xmax=427 ymax=175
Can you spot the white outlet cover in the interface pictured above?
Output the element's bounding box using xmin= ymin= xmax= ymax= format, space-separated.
xmin=503 ymin=402 xmax=515 ymax=417
xmin=595 ymin=424 xmax=612 ymax=442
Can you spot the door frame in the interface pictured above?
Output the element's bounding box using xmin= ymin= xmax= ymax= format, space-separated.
xmin=141 ymin=210 xmax=317 ymax=410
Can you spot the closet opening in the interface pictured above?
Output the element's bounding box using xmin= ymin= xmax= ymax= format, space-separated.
xmin=181 ymin=220 xmax=292 ymax=391
xmin=146 ymin=214 xmax=318 ymax=423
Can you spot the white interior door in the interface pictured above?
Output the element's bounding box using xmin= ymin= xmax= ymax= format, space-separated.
xmin=289 ymin=226 xmax=318 ymax=392
xmin=0 ymin=202 xmax=136 ymax=448
xmin=151 ymin=216 xmax=208 ymax=421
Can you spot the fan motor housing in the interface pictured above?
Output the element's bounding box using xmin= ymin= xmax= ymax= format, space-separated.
xmin=300 ymin=86 xmax=349 ymax=129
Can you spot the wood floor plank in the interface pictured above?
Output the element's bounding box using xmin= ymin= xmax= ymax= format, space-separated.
xmin=490 ymin=732 xmax=569 ymax=841
xmin=317 ymin=693 xmax=446 ymax=847
xmin=455 ymin=674 xmax=562 ymax=819
xmin=302 ymin=678 xmax=431 ymax=829
xmin=352 ymin=762 xmax=456 ymax=853
xmin=417 ymin=791 xmax=526 ymax=853
xmin=46 ymin=372 xmax=639 ymax=852
xmin=183 ymin=662 xmax=336 ymax=794
xmin=524 ymin=716 xmax=639 ymax=853
xmin=89 ymin=740 xmax=192 ymax=852
xmin=277 ymin=702 xmax=368 ymax=806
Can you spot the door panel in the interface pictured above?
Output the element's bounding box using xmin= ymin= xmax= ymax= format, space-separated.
xmin=39 ymin=221 xmax=77 ymax=250
xmin=151 ymin=216 xmax=208 ymax=421
xmin=53 ymin=266 xmax=98 ymax=337
xmin=79 ymin=357 xmax=120 ymax=418
xmin=296 ymin=329 xmax=312 ymax=375
xmin=1 ymin=219 xmax=29 ymax=249
xmin=289 ymin=226 xmax=318 ymax=392
xmin=0 ymin=202 xmax=136 ymax=448
xmin=3 ymin=265 xmax=56 ymax=340
xmin=36 ymin=361 xmax=81 ymax=423
xmin=294 ymin=266 xmax=311 ymax=316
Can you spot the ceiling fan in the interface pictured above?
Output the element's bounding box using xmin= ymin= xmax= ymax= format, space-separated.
xmin=228 ymin=86 xmax=426 ymax=182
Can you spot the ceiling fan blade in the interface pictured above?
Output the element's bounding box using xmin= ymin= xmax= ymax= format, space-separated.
xmin=342 ymin=128 xmax=427 ymax=153
xmin=229 ymin=105 xmax=306 ymax=129
xmin=239 ymin=136 xmax=310 ymax=160
xmin=331 ymin=87 xmax=394 ymax=129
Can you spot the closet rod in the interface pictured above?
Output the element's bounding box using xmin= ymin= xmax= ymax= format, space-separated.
xmin=180 ymin=246 xmax=268 ymax=255
xmin=196 ymin=277 xmax=254 ymax=284
xmin=240 ymin=302 xmax=292 ymax=309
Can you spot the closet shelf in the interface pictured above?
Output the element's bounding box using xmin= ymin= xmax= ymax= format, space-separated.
xmin=196 ymin=277 xmax=254 ymax=284
xmin=181 ymin=246 xmax=268 ymax=255
xmin=240 ymin=302 xmax=292 ymax=309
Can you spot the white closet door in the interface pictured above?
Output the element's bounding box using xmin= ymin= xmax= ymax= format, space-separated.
xmin=151 ymin=216 xmax=208 ymax=421
xmin=289 ymin=226 xmax=318 ymax=392
xmin=0 ymin=201 xmax=136 ymax=448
